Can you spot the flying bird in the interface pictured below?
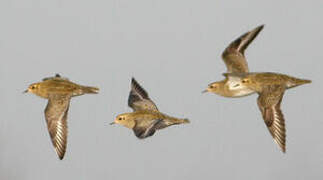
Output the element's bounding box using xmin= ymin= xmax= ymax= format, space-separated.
xmin=203 ymin=25 xmax=311 ymax=153
xmin=111 ymin=78 xmax=189 ymax=139
xmin=24 ymin=74 xmax=99 ymax=160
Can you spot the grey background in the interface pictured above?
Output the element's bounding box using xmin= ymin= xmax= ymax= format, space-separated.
xmin=0 ymin=0 xmax=322 ymax=179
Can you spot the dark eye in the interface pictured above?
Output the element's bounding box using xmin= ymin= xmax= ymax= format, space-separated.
xmin=31 ymin=86 xmax=35 ymax=89
xmin=118 ymin=117 xmax=122 ymax=121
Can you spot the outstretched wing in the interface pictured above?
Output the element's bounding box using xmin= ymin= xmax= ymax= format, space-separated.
xmin=128 ymin=78 xmax=158 ymax=111
xmin=133 ymin=119 xmax=163 ymax=139
xmin=44 ymin=94 xmax=71 ymax=160
xmin=222 ymin=25 xmax=264 ymax=73
xmin=257 ymin=85 xmax=286 ymax=153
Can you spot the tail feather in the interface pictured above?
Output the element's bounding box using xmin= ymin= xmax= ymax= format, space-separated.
xmin=182 ymin=118 xmax=190 ymax=124
xmin=82 ymin=86 xmax=99 ymax=94
xmin=299 ymin=79 xmax=312 ymax=84
xmin=165 ymin=118 xmax=190 ymax=126
xmin=295 ymin=78 xmax=311 ymax=85
xmin=174 ymin=118 xmax=190 ymax=124
xmin=288 ymin=78 xmax=311 ymax=89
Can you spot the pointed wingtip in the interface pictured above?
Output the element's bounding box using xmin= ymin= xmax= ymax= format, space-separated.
xmin=57 ymin=153 xmax=65 ymax=160
xmin=223 ymin=24 xmax=265 ymax=60
xmin=55 ymin=146 xmax=66 ymax=160
xmin=254 ymin=24 xmax=264 ymax=35
xmin=275 ymin=139 xmax=286 ymax=154
xmin=251 ymin=24 xmax=265 ymax=34
xmin=258 ymin=24 xmax=265 ymax=30
xmin=281 ymin=146 xmax=286 ymax=153
xmin=131 ymin=77 xmax=141 ymax=87
xmin=131 ymin=77 xmax=137 ymax=84
xmin=251 ymin=24 xmax=265 ymax=36
xmin=281 ymin=149 xmax=286 ymax=154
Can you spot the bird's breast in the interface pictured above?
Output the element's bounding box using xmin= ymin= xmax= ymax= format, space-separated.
xmin=224 ymin=80 xmax=255 ymax=97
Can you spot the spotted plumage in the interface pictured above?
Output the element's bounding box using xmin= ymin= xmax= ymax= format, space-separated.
xmin=25 ymin=74 xmax=99 ymax=160
xmin=203 ymin=25 xmax=311 ymax=152
xmin=111 ymin=78 xmax=189 ymax=139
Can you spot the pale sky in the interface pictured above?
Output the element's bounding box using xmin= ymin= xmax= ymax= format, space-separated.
xmin=0 ymin=0 xmax=322 ymax=179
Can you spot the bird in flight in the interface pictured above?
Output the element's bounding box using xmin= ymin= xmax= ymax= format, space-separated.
xmin=24 ymin=74 xmax=99 ymax=160
xmin=203 ymin=25 xmax=311 ymax=153
xmin=111 ymin=78 xmax=189 ymax=139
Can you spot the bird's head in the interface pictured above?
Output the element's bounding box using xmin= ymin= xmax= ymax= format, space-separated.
xmin=110 ymin=113 xmax=136 ymax=129
xmin=24 ymin=83 xmax=41 ymax=94
xmin=202 ymin=81 xmax=222 ymax=94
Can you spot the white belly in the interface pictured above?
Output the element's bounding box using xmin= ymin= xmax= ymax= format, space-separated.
xmin=225 ymin=77 xmax=255 ymax=97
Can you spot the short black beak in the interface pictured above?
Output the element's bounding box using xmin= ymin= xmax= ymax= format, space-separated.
xmin=201 ymin=89 xmax=208 ymax=94
xmin=110 ymin=122 xmax=115 ymax=125
xmin=23 ymin=89 xmax=29 ymax=94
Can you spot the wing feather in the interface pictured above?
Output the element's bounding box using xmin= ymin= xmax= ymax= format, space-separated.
xmin=257 ymin=85 xmax=286 ymax=153
xmin=45 ymin=94 xmax=71 ymax=160
xmin=222 ymin=25 xmax=264 ymax=73
xmin=128 ymin=78 xmax=158 ymax=111
xmin=133 ymin=119 xmax=163 ymax=139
